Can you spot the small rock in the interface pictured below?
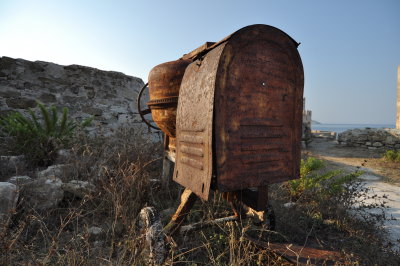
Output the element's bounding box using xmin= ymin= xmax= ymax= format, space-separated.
xmin=386 ymin=136 xmax=396 ymax=145
xmin=37 ymin=164 xmax=76 ymax=179
xmin=23 ymin=177 xmax=63 ymax=210
xmin=0 ymin=182 xmax=18 ymax=222
xmin=56 ymin=149 xmax=71 ymax=164
xmin=0 ymin=155 xmax=26 ymax=176
xmin=87 ymin=226 xmax=104 ymax=241
xmin=323 ymin=219 xmax=336 ymax=225
xmin=283 ymin=202 xmax=296 ymax=208
xmin=8 ymin=175 xmax=32 ymax=186
xmin=359 ymin=173 xmax=381 ymax=181
xmin=62 ymin=180 xmax=95 ymax=198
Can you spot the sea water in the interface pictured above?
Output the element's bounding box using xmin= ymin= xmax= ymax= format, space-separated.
xmin=311 ymin=124 xmax=395 ymax=134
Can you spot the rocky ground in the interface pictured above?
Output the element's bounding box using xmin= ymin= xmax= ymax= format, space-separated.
xmin=305 ymin=136 xmax=400 ymax=252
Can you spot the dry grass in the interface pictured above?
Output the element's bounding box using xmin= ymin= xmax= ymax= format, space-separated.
xmin=1 ymin=127 xmax=399 ymax=265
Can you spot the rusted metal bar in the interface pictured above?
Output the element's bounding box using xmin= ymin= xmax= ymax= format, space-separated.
xmin=244 ymin=234 xmax=343 ymax=265
xmin=175 ymin=193 xmax=271 ymax=235
xmin=163 ymin=188 xmax=198 ymax=235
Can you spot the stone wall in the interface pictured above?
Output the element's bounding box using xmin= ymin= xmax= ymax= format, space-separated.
xmin=302 ymin=98 xmax=312 ymax=142
xmin=0 ymin=56 xmax=149 ymax=135
xmin=338 ymin=128 xmax=400 ymax=150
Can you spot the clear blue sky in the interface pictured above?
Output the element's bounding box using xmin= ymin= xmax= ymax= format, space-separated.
xmin=1 ymin=0 xmax=399 ymax=124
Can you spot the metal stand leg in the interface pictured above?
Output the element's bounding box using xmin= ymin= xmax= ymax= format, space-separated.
xmin=163 ymin=188 xmax=198 ymax=235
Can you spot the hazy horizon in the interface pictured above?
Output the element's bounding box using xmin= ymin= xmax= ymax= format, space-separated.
xmin=1 ymin=0 xmax=399 ymax=125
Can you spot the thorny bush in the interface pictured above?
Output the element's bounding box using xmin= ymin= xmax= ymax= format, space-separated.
xmin=0 ymin=102 xmax=92 ymax=166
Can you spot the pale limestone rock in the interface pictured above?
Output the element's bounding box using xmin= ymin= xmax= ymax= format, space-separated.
xmin=0 ymin=182 xmax=18 ymax=222
xmin=62 ymin=180 xmax=95 ymax=198
xmin=8 ymin=175 xmax=32 ymax=186
xmin=23 ymin=177 xmax=63 ymax=210
xmin=37 ymin=164 xmax=76 ymax=179
xmin=0 ymin=155 xmax=26 ymax=176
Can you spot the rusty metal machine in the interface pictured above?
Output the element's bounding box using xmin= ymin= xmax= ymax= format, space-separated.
xmin=138 ymin=25 xmax=341 ymax=264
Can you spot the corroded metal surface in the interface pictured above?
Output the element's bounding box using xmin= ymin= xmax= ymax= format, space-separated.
xmin=245 ymin=235 xmax=343 ymax=265
xmin=173 ymin=44 xmax=226 ymax=200
xmin=214 ymin=24 xmax=304 ymax=191
xmin=147 ymin=59 xmax=191 ymax=138
xmin=163 ymin=188 xmax=198 ymax=235
xmin=173 ymin=24 xmax=303 ymax=199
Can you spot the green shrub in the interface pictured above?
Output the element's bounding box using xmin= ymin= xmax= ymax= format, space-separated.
xmin=0 ymin=102 xmax=92 ymax=166
xmin=288 ymin=157 xmax=361 ymax=200
xmin=383 ymin=150 xmax=400 ymax=162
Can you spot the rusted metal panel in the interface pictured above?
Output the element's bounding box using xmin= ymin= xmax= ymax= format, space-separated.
xmin=245 ymin=235 xmax=343 ymax=265
xmin=214 ymin=25 xmax=304 ymax=191
xmin=173 ymin=44 xmax=226 ymax=200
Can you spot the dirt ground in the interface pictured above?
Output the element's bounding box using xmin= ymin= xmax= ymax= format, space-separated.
xmin=305 ymin=136 xmax=400 ymax=252
xmin=304 ymin=137 xmax=400 ymax=184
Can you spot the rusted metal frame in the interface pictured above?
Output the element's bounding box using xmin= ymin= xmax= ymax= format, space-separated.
xmin=163 ymin=188 xmax=198 ymax=236
xmin=175 ymin=203 xmax=270 ymax=235
xmin=173 ymin=44 xmax=226 ymax=200
xmin=137 ymin=82 xmax=160 ymax=130
xmin=180 ymin=35 xmax=231 ymax=61
xmin=220 ymin=185 xmax=269 ymax=211
xmin=244 ymin=234 xmax=343 ymax=266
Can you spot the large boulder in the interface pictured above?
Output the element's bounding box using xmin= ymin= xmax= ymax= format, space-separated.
xmin=37 ymin=164 xmax=76 ymax=180
xmin=23 ymin=177 xmax=63 ymax=211
xmin=0 ymin=182 xmax=18 ymax=222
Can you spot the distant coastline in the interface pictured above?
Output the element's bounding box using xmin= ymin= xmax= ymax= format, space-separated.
xmin=311 ymin=123 xmax=395 ymax=133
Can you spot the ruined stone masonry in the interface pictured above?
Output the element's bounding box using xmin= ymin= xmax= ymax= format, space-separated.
xmin=397 ymin=65 xmax=400 ymax=129
xmin=0 ymin=56 xmax=149 ymax=135
xmin=338 ymin=128 xmax=400 ymax=150
xmin=302 ymin=98 xmax=312 ymax=142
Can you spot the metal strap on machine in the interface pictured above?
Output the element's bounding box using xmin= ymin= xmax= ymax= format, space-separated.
xmin=147 ymin=96 xmax=179 ymax=108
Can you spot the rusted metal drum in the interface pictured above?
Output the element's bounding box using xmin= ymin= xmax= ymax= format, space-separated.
xmin=173 ymin=24 xmax=304 ymax=200
xmin=147 ymin=59 xmax=191 ymax=139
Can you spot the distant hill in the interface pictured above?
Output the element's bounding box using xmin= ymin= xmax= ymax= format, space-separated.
xmin=312 ymin=120 xmax=321 ymax=124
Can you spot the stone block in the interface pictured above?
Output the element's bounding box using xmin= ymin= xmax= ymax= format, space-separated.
xmin=37 ymin=164 xmax=76 ymax=180
xmin=62 ymin=95 xmax=86 ymax=105
xmin=0 ymin=182 xmax=18 ymax=222
xmin=6 ymin=97 xmax=36 ymax=109
xmin=385 ymin=136 xmax=397 ymax=145
xmin=0 ymin=155 xmax=26 ymax=177
xmin=62 ymin=180 xmax=95 ymax=198
xmin=372 ymin=142 xmax=383 ymax=147
xmin=39 ymin=92 xmax=56 ymax=103
xmin=23 ymin=177 xmax=63 ymax=210
xmin=82 ymin=107 xmax=103 ymax=116
xmin=0 ymin=90 xmax=21 ymax=98
xmin=118 ymin=113 xmax=129 ymax=123
xmin=84 ymin=86 xmax=96 ymax=99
